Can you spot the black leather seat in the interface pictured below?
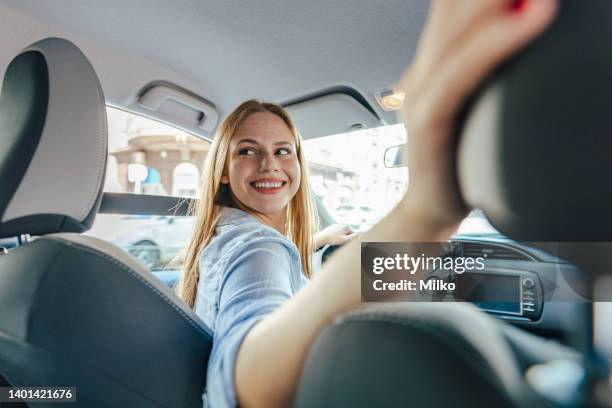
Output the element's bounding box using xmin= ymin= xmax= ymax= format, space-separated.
xmin=295 ymin=303 xmax=537 ymax=408
xmin=0 ymin=38 xmax=212 ymax=407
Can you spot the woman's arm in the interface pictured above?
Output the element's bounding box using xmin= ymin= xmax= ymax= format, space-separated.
xmin=235 ymin=206 xmax=450 ymax=407
xmin=313 ymin=223 xmax=356 ymax=249
xmin=235 ymin=1 xmax=559 ymax=406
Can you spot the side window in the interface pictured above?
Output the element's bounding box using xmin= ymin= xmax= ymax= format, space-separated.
xmin=86 ymin=108 xmax=210 ymax=285
xmin=172 ymin=162 xmax=201 ymax=197
xmin=104 ymin=107 xmax=209 ymax=198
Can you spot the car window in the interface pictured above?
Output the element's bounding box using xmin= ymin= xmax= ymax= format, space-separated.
xmin=87 ymin=108 xmax=208 ymax=279
xmin=104 ymin=107 xmax=210 ymax=198
xmin=456 ymin=209 xmax=499 ymax=236
xmin=302 ymin=124 xmax=500 ymax=236
xmin=303 ymin=124 xmax=408 ymax=232
xmin=87 ymin=109 xmax=497 ymax=283
xmin=87 ymin=108 xmax=348 ymax=281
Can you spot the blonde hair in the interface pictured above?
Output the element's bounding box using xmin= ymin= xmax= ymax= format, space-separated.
xmin=176 ymin=99 xmax=318 ymax=309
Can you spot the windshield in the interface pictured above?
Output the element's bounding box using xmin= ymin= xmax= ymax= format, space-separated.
xmin=456 ymin=209 xmax=500 ymax=236
xmin=303 ymin=125 xmax=501 ymax=236
xmin=303 ymin=124 xmax=408 ymax=232
xmin=92 ymin=108 xmax=502 ymax=274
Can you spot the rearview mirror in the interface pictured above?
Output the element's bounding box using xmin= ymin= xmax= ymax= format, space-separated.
xmin=384 ymin=144 xmax=408 ymax=168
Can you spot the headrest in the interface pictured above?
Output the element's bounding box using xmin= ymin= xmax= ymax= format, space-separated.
xmin=458 ymin=1 xmax=612 ymax=242
xmin=0 ymin=38 xmax=107 ymax=238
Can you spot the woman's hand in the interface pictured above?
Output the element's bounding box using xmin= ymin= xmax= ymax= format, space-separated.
xmin=314 ymin=224 xmax=358 ymax=248
xmin=398 ymin=0 xmax=558 ymax=234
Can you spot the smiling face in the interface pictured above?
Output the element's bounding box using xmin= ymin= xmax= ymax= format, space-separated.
xmin=221 ymin=112 xmax=301 ymax=220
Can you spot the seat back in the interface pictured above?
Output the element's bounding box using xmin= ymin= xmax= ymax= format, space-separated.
xmin=0 ymin=38 xmax=212 ymax=407
xmin=295 ymin=304 xmax=531 ymax=408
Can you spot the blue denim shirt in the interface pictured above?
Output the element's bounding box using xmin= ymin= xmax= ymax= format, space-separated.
xmin=195 ymin=206 xmax=308 ymax=408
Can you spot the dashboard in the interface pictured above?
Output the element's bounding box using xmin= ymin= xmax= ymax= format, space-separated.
xmin=422 ymin=235 xmax=587 ymax=338
xmin=153 ymin=233 xmax=588 ymax=340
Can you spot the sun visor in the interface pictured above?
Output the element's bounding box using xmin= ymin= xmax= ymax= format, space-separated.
xmin=457 ymin=0 xmax=612 ymax=242
xmin=285 ymin=92 xmax=381 ymax=139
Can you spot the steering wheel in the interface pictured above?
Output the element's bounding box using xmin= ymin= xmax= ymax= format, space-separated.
xmin=320 ymin=244 xmax=342 ymax=264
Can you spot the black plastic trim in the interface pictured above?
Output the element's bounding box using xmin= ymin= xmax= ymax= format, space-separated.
xmin=99 ymin=193 xmax=193 ymax=216
xmin=282 ymin=85 xmax=381 ymax=122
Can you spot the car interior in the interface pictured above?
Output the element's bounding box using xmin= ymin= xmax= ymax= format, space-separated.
xmin=0 ymin=0 xmax=611 ymax=407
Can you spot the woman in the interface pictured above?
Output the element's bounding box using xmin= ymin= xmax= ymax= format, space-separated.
xmin=177 ymin=1 xmax=558 ymax=406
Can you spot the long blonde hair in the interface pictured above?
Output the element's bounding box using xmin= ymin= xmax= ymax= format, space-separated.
xmin=176 ymin=99 xmax=318 ymax=309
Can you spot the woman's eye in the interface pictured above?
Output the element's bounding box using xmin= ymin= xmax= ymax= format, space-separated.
xmin=238 ymin=148 xmax=256 ymax=156
xmin=276 ymin=148 xmax=291 ymax=155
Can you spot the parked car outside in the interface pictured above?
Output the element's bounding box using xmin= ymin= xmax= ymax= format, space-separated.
xmin=334 ymin=204 xmax=377 ymax=231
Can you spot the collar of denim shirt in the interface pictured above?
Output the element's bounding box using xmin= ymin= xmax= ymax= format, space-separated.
xmin=216 ymin=206 xmax=259 ymax=227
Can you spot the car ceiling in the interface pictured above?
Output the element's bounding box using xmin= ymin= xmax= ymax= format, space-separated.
xmin=0 ymin=0 xmax=428 ymax=137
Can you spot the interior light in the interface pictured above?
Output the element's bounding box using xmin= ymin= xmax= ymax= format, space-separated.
xmin=376 ymin=89 xmax=406 ymax=111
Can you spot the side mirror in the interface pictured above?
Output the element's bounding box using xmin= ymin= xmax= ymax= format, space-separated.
xmin=384 ymin=144 xmax=408 ymax=168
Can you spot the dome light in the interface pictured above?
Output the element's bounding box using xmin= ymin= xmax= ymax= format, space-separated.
xmin=375 ymin=89 xmax=406 ymax=111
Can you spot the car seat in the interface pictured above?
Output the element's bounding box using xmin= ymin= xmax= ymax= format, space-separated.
xmin=0 ymin=38 xmax=212 ymax=407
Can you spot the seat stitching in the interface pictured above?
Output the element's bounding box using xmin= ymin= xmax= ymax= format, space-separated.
xmin=74 ymin=47 xmax=107 ymax=222
xmin=24 ymin=41 xmax=108 ymax=224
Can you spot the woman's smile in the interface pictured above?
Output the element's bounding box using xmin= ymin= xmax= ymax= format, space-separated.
xmin=250 ymin=178 xmax=288 ymax=194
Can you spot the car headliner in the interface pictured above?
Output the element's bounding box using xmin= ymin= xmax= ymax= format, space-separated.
xmin=0 ymin=0 xmax=428 ymax=139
